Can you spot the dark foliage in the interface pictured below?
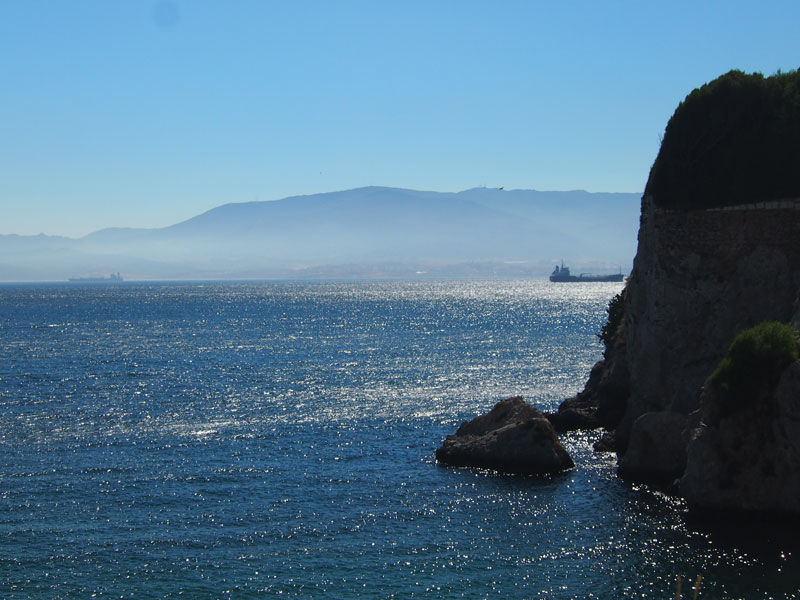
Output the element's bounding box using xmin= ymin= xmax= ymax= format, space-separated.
xmin=710 ymin=321 xmax=799 ymax=416
xmin=597 ymin=290 xmax=625 ymax=357
xmin=645 ymin=69 xmax=800 ymax=210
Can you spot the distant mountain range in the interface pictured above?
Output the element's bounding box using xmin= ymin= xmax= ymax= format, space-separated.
xmin=0 ymin=187 xmax=641 ymax=281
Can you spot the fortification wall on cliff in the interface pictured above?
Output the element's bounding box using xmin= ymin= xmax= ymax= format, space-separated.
xmin=655 ymin=200 xmax=800 ymax=254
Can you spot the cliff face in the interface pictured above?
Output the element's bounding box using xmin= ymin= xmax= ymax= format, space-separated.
xmin=618 ymin=198 xmax=800 ymax=444
xmin=568 ymin=69 xmax=800 ymax=514
xmin=681 ymin=359 xmax=800 ymax=513
xmin=441 ymin=70 xmax=800 ymax=514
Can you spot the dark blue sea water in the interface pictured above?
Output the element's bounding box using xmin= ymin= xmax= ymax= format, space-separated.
xmin=1 ymin=280 xmax=798 ymax=599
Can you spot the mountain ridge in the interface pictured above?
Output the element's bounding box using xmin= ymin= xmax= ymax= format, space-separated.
xmin=1 ymin=186 xmax=640 ymax=281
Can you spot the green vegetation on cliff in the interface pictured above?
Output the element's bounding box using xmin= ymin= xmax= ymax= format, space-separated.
xmin=597 ymin=290 xmax=625 ymax=358
xmin=646 ymin=69 xmax=800 ymax=210
xmin=710 ymin=321 xmax=799 ymax=415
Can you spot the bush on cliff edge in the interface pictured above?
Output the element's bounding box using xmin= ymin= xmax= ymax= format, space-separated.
xmin=710 ymin=321 xmax=799 ymax=416
xmin=646 ymin=68 xmax=800 ymax=211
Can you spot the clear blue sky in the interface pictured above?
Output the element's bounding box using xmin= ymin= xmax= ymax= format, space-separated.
xmin=2 ymin=1 xmax=799 ymax=237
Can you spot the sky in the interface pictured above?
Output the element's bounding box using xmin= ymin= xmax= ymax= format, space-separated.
xmin=2 ymin=1 xmax=800 ymax=238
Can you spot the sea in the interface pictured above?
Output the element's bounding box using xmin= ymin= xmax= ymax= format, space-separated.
xmin=1 ymin=280 xmax=798 ymax=599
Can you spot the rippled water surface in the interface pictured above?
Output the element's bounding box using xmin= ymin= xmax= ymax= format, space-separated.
xmin=1 ymin=280 xmax=798 ymax=598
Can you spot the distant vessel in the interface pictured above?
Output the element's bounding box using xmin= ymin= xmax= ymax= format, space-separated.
xmin=68 ymin=272 xmax=123 ymax=282
xmin=549 ymin=263 xmax=623 ymax=282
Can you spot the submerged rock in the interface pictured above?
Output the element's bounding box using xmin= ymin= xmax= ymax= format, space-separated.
xmin=436 ymin=397 xmax=574 ymax=475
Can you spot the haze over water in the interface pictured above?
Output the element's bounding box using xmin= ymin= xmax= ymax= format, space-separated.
xmin=2 ymin=280 xmax=797 ymax=598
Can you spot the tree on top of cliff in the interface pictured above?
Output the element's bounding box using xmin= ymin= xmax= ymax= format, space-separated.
xmin=645 ymin=69 xmax=800 ymax=210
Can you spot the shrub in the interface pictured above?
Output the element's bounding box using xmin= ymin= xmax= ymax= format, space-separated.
xmin=597 ymin=290 xmax=625 ymax=357
xmin=646 ymin=68 xmax=800 ymax=211
xmin=710 ymin=321 xmax=799 ymax=414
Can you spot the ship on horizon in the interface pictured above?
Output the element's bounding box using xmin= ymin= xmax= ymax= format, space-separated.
xmin=68 ymin=272 xmax=124 ymax=283
xmin=549 ymin=262 xmax=624 ymax=283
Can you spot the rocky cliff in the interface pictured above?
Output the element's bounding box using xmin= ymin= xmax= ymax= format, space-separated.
xmin=620 ymin=198 xmax=800 ymax=443
xmin=565 ymin=69 xmax=800 ymax=514
xmin=435 ymin=70 xmax=800 ymax=514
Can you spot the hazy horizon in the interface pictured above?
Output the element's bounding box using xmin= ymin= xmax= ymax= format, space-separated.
xmin=0 ymin=187 xmax=640 ymax=281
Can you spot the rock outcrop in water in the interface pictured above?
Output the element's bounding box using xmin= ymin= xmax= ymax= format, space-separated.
xmin=556 ymin=69 xmax=800 ymax=514
xmin=681 ymin=322 xmax=800 ymax=513
xmin=547 ymin=343 xmax=629 ymax=433
xmin=436 ymin=397 xmax=574 ymax=475
xmin=681 ymin=360 xmax=800 ymax=513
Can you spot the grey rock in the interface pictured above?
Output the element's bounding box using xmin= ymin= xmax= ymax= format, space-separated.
xmin=568 ymin=194 xmax=800 ymax=466
xmin=550 ymin=352 xmax=629 ymax=433
xmin=791 ymin=293 xmax=800 ymax=333
xmin=593 ymin=430 xmax=617 ymax=453
xmin=546 ymin=393 xmax=601 ymax=431
xmin=455 ymin=396 xmax=541 ymax=437
xmin=681 ymin=361 xmax=800 ymax=513
xmin=617 ymin=411 xmax=688 ymax=483
xmin=436 ymin=397 xmax=574 ymax=475
xmin=617 ymin=197 xmax=800 ymax=450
